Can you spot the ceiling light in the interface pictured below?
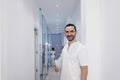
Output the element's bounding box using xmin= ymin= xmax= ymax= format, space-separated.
xmin=56 ymin=29 xmax=59 ymax=33
xmin=56 ymin=27 xmax=59 ymax=29
xmin=56 ymin=4 xmax=59 ymax=8
xmin=56 ymin=26 xmax=60 ymax=28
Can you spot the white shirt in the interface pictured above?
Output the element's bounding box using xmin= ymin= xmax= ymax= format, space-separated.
xmin=55 ymin=41 xmax=88 ymax=80
xmin=51 ymin=51 xmax=55 ymax=58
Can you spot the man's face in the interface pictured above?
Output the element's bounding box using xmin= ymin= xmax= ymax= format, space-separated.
xmin=65 ymin=26 xmax=77 ymax=41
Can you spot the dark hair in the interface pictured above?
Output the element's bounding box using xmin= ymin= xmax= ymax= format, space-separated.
xmin=51 ymin=47 xmax=55 ymax=51
xmin=65 ymin=23 xmax=77 ymax=31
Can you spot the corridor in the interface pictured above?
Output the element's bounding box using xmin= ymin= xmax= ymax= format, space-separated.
xmin=45 ymin=67 xmax=60 ymax=80
xmin=1 ymin=0 xmax=120 ymax=80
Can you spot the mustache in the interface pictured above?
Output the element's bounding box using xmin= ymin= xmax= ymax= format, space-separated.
xmin=67 ymin=35 xmax=73 ymax=37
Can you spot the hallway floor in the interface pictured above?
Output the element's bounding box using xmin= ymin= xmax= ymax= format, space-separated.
xmin=45 ymin=67 xmax=60 ymax=80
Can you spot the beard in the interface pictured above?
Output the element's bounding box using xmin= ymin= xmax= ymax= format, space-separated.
xmin=66 ymin=35 xmax=76 ymax=41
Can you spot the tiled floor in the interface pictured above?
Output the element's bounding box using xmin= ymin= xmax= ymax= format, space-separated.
xmin=45 ymin=67 xmax=60 ymax=80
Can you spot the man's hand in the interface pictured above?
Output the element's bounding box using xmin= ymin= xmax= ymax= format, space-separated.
xmin=53 ymin=65 xmax=59 ymax=72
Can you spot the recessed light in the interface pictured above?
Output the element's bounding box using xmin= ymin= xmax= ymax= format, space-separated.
xmin=56 ymin=4 xmax=59 ymax=8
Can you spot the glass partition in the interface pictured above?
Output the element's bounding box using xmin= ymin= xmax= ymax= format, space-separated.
xmin=39 ymin=9 xmax=51 ymax=80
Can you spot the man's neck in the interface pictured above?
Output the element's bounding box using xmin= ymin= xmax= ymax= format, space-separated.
xmin=68 ymin=39 xmax=77 ymax=46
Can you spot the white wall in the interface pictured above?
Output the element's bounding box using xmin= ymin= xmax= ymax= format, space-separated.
xmin=81 ymin=0 xmax=120 ymax=80
xmin=0 ymin=0 xmax=2 ymax=80
xmin=81 ymin=0 xmax=101 ymax=80
xmin=80 ymin=0 xmax=86 ymax=45
xmin=1 ymin=0 xmax=39 ymax=80
xmin=1 ymin=0 xmax=7 ymax=80
xmin=101 ymin=0 xmax=120 ymax=80
xmin=86 ymin=0 xmax=101 ymax=80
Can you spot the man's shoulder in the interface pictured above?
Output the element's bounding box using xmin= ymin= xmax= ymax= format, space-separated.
xmin=77 ymin=42 xmax=87 ymax=49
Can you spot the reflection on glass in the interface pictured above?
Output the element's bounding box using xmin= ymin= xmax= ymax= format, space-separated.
xmin=39 ymin=12 xmax=51 ymax=80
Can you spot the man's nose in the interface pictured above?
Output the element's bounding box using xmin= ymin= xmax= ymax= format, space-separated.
xmin=68 ymin=32 xmax=71 ymax=35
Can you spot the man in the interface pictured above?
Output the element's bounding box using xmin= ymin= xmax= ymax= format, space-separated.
xmin=53 ymin=23 xmax=88 ymax=80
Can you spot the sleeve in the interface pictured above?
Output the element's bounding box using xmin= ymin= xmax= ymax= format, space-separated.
xmin=78 ymin=47 xmax=88 ymax=66
xmin=55 ymin=53 xmax=63 ymax=69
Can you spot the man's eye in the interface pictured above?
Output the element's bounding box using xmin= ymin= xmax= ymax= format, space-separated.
xmin=66 ymin=31 xmax=69 ymax=33
xmin=70 ymin=31 xmax=74 ymax=33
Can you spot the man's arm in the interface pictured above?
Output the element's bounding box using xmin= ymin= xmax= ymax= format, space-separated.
xmin=53 ymin=53 xmax=63 ymax=72
xmin=80 ymin=66 xmax=88 ymax=80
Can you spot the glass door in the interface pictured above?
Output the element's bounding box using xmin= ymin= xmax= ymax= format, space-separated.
xmin=39 ymin=9 xmax=51 ymax=80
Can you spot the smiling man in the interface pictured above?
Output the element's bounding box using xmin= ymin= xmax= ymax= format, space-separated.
xmin=53 ymin=23 xmax=88 ymax=80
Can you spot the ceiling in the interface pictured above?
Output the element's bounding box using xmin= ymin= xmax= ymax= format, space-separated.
xmin=39 ymin=0 xmax=80 ymax=34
